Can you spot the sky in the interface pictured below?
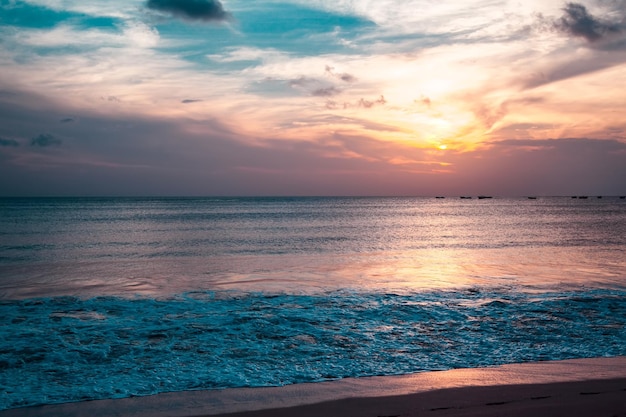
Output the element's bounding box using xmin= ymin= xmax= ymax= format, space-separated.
xmin=0 ymin=0 xmax=625 ymax=196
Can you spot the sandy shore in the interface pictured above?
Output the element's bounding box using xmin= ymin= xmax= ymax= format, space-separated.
xmin=216 ymin=378 xmax=626 ymax=417
xmin=2 ymin=357 xmax=625 ymax=417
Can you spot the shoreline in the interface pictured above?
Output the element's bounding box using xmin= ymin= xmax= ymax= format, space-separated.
xmin=214 ymin=378 xmax=626 ymax=417
xmin=2 ymin=356 xmax=625 ymax=417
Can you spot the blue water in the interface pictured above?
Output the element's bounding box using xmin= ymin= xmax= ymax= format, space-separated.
xmin=1 ymin=197 xmax=625 ymax=410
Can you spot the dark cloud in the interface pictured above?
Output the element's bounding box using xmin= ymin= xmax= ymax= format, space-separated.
xmin=287 ymin=77 xmax=342 ymax=97
xmin=31 ymin=133 xmax=62 ymax=147
xmin=555 ymin=2 xmax=622 ymax=42
xmin=325 ymin=65 xmax=357 ymax=83
xmin=358 ymin=95 xmax=387 ymax=108
xmin=0 ymin=137 xmax=20 ymax=147
xmin=339 ymin=73 xmax=356 ymax=82
xmin=289 ymin=77 xmax=317 ymax=88
xmin=325 ymin=100 xmax=341 ymax=110
xmin=181 ymin=99 xmax=203 ymax=104
xmin=60 ymin=117 xmax=75 ymax=123
xmin=312 ymin=87 xmax=341 ymax=97
xmin=521 ymin=49 xmax=626 ymax=88
xmin=146 ymin=0 xmax=231 ymax=22
xmin=325 ymin=95 xmax=388 ymax=110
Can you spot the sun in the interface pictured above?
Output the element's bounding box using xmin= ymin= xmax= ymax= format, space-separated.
xmin=438 ymin=144 xmax=448 ymax=150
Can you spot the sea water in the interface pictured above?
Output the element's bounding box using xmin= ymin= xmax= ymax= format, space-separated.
xmin=0 ymin=197 xmax=625 ymax=409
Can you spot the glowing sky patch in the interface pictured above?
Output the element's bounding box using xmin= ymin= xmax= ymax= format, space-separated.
xmin=0 ymin=0 xmax=625 ymax=196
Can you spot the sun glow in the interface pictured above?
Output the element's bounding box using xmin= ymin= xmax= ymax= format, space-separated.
xmin=438 ymin=144 xmax=448 ymax=150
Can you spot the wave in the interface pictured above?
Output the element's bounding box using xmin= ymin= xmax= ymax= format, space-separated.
xmin=1 ymin=287 xmax=625 ymax=410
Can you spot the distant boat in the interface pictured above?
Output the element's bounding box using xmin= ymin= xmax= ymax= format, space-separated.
xmin=460 ymin=196 xmax=472 ymax=199
xmin=435 ymin=196 xmax=445 ymax=199
xmin=578 ymin=196 xmax=588 ymax=199
xmin=597 ymin=196 xmax=602 ymax=199
xmin=527 ymin=196 xmax=537 ymax=200
xmin=571 ymin=196 xmax=577 ymax=199
xmin=477 ymin=196 xmax=492 ymax=199
xmin=620 ymin=196 xmax=625 ymax=199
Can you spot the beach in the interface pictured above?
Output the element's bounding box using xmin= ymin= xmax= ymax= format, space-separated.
xmin=2 ymin=357 xmax=625 ymax=417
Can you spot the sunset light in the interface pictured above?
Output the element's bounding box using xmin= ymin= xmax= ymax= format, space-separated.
xmin=0 ymin=0 xmax=624 ymax=196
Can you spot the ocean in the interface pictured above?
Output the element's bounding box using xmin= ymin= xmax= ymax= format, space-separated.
xmin=1 ymin=196 xmax=625 ymax=410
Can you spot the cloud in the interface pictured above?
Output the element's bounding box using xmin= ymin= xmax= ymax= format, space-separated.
xmin=311 ymin=87 xmax=341 ymax=97
xmin=181 ymin=99 xmax=203 ymax=103
xmin=101 ymin=96 xmax=121 ymax=102
xmin=146 ymin=0 xmax=231 ymax=22
xmin=325 ymin=65 xmax=357 ymax=83
xmin=0 ymin=137 xmax=20 ymax=147
xmin=9 ymin=0 xmax=141 ymax=19
xmin=31 ymin=133 xmax=62 ymax=147
xmin=60 ymin=118 xmax=75 ymax=123
xmin=12 ymin=22 xmax=159 ymax=49
xmin=555 ymin=2 xmax=622 ymax=42
xmin=207 ymin=47 xmax=286 ymax=64
xmin=324 ymin=95 xmax=389 ymax=110
xmin=288 ymin=77 xmax=318 ymax=88
xmin=520 ymin=41 xmax=626 ymax=89
xmin=287 ymin=76 xmax=342 ymax=97
xmin=490 ymin=137 xmax=626 ymax=153
xmin=358 ymin=95 xmax=386 ymax=108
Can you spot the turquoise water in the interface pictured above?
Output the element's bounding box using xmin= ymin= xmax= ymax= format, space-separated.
xmin=0 ymin=197 xmax=625 ymax=409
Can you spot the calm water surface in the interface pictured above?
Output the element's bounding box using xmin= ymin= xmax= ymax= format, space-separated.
xmin=1 ymin=196 xmax=624 ymax=297
xmin=0 ymin=197 xmax=625 ymax=409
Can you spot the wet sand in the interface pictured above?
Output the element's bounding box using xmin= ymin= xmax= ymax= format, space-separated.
xmin=2 ymin=357 xmax=625 ymax=417
xmin=216 ymin=378 xmax=626 ymax=417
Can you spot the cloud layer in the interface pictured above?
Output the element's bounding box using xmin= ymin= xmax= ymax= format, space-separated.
xmin=0 ymin=0 xmax=624 ymax=196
